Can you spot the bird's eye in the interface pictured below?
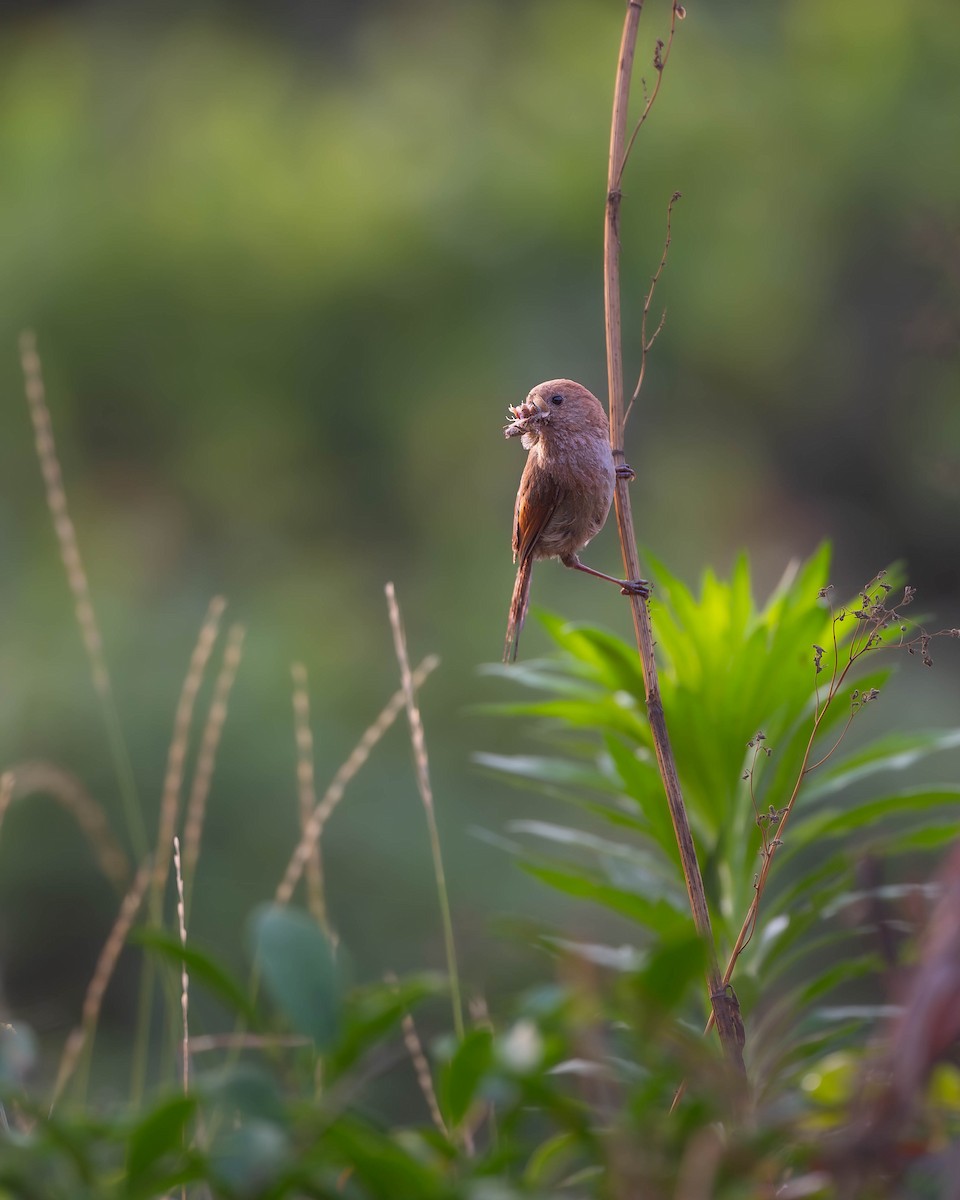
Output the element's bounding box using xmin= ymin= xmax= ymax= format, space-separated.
xmin=549 ymin=393 xmax=564 ymax=406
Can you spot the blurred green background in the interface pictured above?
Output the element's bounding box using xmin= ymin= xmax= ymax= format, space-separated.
xmin=0 ymin=0 xmax=958 ymax=1079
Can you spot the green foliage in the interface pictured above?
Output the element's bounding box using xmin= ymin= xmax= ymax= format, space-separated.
xmin=0 ymin=547 xmax=957 ymax=1195
xmin=249 ymin=904 xmax=340 ymax=1050
xmin=480 ymin=546 xmax=960 ymax=1085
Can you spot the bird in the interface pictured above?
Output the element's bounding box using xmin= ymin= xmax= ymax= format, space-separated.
xmin=503 ymin=378 xmax=649 ymax=662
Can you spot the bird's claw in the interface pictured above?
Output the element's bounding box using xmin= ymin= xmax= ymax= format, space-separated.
xmin=620 ymin=578 xmax=651 ymax=598
xmin=615 ymin=464 xmax=636 ymax=482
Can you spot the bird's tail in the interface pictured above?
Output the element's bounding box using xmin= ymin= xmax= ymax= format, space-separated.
xmin=504 ymin=556 xmax=533 ymax=662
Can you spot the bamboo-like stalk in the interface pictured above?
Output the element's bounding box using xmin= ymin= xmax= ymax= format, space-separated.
xmin=602 ymin=0 xmax=744 ymax=1074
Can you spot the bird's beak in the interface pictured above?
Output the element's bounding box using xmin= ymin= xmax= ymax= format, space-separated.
xmin=504 ymin=394 xmax=549 ymax=438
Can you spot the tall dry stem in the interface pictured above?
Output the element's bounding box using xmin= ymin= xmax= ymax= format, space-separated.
xmin=19 ymin=331 xmax=146 ymax=857
xmin=0 ymin=763 xmax=130 ymax=889
xmin=50 ymin=857 xmax=152 ymax=1111
xmin=385 ymin=583 xmax=463 ymax=1041
xmin=290 ymin=663 xmax=328 ymax=931
xmin=602 ymin=1 xmax=744 ymax=1073
xmin=173 ymin=837 xmax=190 ymax=1101
xmin=182 ymin=622 xmax=246 ymax=905
xmin=151 ymin=596 xmax=226 ymax=911
xmin=275 ymin=655 xmax=439 ymax=906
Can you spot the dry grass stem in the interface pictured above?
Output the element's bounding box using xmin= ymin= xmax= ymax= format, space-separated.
xmin=182 ymin=623 xmax=246 ymax=899
xmin=189 ymin=1033 xmax=311 ymax=1053
xmin=0 ymin=762 xmax=130 ymax=889
xmin=274 ymin=654 xmax=439 ymax=907
xmin=19 ymin=331 xmax=146 ymax=856
xmin=386 ymin=972 xmax=448 ymax=1138
xmin=290 ymin=662 xmax=327 ymax=930
xmin=0 ymin=773 xmax=17 ymax=845
xmin=50 ymin=857 xmax=152 ymax=1111
xmin=603 ymin=5 xmax=744 ymax=1073
xmin=19 ymin=331 xmax=111 ymax=700
xmin=173 ymin=838 xmax=190 ymax=1101
xmin=152 ymin=596 xmax=227 ymax=910
xmin=385 ymin=583 xmax=463 ymax=1041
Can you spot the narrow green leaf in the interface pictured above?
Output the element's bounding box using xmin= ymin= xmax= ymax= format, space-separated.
xmin=520 ymin=860 xmax=690 ymax=934
xmin=126 ymin=1094 xmax=196 ymax=1186
xmin=444 ymin=1028 xmax=493 ymax=1126
xmin=803 ymin=729 xmax=960 ymax=801
xmin=524 ymin=1131 xmax=582 ymax=1188
xmin=635 ymin=935 xmax=706 ymax=1014
xmin=329 ymin=973 xmax=445 ymax=1078
xmin=133 ymin=929 xmax=260 ymax=1026
xmin=473 ymin=753 xmax=620 ymax=793
xmin=789 ymin=788 xmax=960 ymax=842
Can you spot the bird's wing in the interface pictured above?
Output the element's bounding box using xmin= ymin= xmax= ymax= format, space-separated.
xmin=514 ymin=460 xmax=561 ymax=563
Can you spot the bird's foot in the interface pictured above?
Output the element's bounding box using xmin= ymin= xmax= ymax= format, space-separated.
xmin=620 ymin=578 xmax=651 ymax=598
xmin=615 ymin=464 xmax=636 ymax=482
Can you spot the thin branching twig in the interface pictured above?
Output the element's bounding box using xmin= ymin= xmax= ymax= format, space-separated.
xmin=624 ymin=190 xmax=682 ymax=429
xmin=701 ymin=577 xmax=959 ymax=1041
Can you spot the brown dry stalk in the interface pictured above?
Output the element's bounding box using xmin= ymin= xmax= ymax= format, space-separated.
xmin=0 ymin=773 xmax=13 ymax=840
xmin=386 ymin=971 xmax=448 ymax=1138
xmin=50 ymin=857 xmax=152 ymax=1111
xmin=182 ymin=623 xmax=246 ymax=899
xmin=274 ymin=655 xmax=439 ymax=906
xmin=151 ymin=596 xmax=227 ymax=910
xmin=173 ymin=837 xmax=190 ymax=1099
xmin=19 ymin=331 xmax=111 ymax=700
xmin=385 ymin=584 xmax=463 ymax=1041
xmin=19 ymin=331 xmax=145 ymax=857
xmin=189 ymin=1032 xmax=311 ymax=1053
xmin=603 ymin=1 xmax=744 ymax=1073
xmin=0 ymin=762 xmax=130 ymax=889
xmin=290 ymin=663 xmax=327 ymax=929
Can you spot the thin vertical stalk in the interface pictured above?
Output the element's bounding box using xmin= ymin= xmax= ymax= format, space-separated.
xmin=602 ymin=0 xmax=744 ymax=1074
xmin=385 ymin=583 xmax=463 ymax=1041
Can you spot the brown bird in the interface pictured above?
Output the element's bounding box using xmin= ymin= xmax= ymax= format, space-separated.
xmin=503 ymin=378 xmax=649 ymax=662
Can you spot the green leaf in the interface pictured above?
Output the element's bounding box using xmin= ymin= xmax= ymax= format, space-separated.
xmin=199 ymin=1063 xmax=286 ymax=1126
xmin=209 ymin=1121 xmax=289 ymax=1196
xmin=635 ymin=935 xmax=707 ymax=1014
xmin=803 ymin=729 xmax=960 ymax=802
xmin=126 ymin=1094 xmax=196 ymax=1187
xmin=132 ymin=929 xmax=261 ymax=1026
xmin=322 ymin=1118 xmax=450 ymax=1199
xmin=249 ymin=904 xmax=340 ymax=1049
xmin=508 ymin=819 xmax=682 ymax=899
xmin=520 ymin=860 xmax=690 ymax=935
xmin=444 ymin=1027 xmax=493 ymax=1126
xmin=788 ymin=788 xmax=960 ymax=842
xmin=329 ymin=972 xmax=446 ymax=1078
xmin=473 ymin=752 xmax=620 ymax=794
xmin=523 ymin=1131 xmax=582 ymax=1188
